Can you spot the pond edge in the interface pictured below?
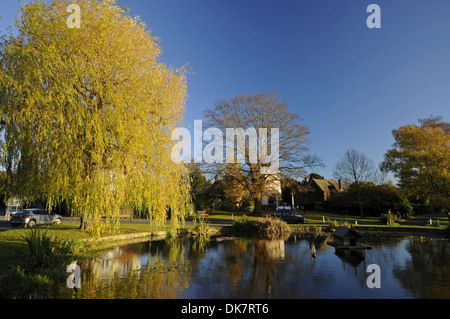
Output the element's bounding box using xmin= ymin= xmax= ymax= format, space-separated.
xmin=79 ymin=225 xmax=449 ymax=249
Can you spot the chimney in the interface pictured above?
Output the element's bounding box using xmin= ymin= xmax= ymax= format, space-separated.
xmin=305 ymin=175 xmax=310 ymax=183
xmin=338 ymin=179 xmax=343 ymax=190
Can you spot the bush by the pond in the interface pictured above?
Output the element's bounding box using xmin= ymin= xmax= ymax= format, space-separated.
xmin=22 ymin=228 xmax=77 ymax=272
xmin=193 ymin=218 xmax=210 ymax=238
xmin=380 ymin=213 xmax=399 ymax=225
xmin=0 ymin=265 xmax=54 ymax=298
xmin=326 ymin=218 xmax=339 ymax=232
xmin=231 ymin=215 xmax=257 ymax=236
xmin=0 ymin=229 xmax=81 ymax=298
xmin=257 ymin=217 xmax=291 ymax=240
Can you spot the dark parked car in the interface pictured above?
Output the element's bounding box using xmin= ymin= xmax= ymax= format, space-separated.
xmin=10 ymin=208 xmax=62 ymax=228
xmin=273 ymin=208 xmax=306 ymax=224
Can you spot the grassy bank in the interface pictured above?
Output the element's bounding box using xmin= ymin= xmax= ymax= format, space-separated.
xmin=0 ymin=222 xmax=175 ymax=276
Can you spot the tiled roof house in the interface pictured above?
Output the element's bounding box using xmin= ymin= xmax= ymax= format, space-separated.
xmin=302 ymin=176 xmax=345 ymax=209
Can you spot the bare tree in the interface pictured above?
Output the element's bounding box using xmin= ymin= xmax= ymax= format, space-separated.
xmin=203 ymin=91 xmax=323 ymax=212
xmin=333 ymin=149 xmax=383 ymax=216
xmin=333 ymin=149 xmax=381 ymax=184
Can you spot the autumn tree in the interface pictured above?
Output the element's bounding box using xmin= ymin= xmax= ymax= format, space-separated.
xmin=186 ymin=163 xmax=213 ymax=211
xmin=203 ymin=92 xmax=322 ymax=213
xmin=0 ymin=0 xmax=190 ymax=232
xmin=381 ymin=116 xmax=450 ymax=210
xmin=220 ymin=163 xmax=248 ymax=209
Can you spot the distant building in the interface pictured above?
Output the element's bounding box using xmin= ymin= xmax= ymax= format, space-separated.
xmin=302 ymin=176 xmax=345 ymax=210
xmin=261 ymin=172 xmax=282 ymax=207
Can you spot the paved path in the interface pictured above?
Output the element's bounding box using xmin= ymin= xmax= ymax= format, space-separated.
xmin=304 ymin=211 xmax=378 ymax=225
xmin=400 ymin=212 xmax=447 ymax=226
xmin=0 ymin=221 xmax=12 ymax=232
xmin=306 ymin=210 xmax=448 ymax=226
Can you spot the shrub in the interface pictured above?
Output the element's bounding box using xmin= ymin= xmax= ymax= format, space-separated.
xmin=0 ymin=266 xmax=53 ymax=299
xmin=0 ymin=229 xmax=79 ymax=298
xmin=380 ymin=213 xmax=398 ymax=225
xmin=22 ymin=228 xmax=76 ymax=272
xmin=311 ymin=225 xmax=323 ymax=237
xmin=231 ymin=215 xmax=257 ymax=236
xmin=326 ymin=218 xmax=339 ymax=232
xmin=257 ymin=217 xmax=291 ymax=240
xmin=165 ymin=227 xmax=178 ymax=244
xmin=241 ymin=200 xmax=255 ymax=213
xmin=399 ymin=195 xmax=413 ymax=218
xmin=193 ymin=218 xmax=210 ymax=238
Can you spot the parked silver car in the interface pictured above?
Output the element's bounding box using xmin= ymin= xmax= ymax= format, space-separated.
xmin=10 ymin=208 xmax=62 ymax=228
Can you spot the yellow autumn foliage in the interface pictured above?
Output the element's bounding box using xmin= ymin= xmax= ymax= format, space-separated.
xmin=0 ymin=0 xmax=191 ymax=232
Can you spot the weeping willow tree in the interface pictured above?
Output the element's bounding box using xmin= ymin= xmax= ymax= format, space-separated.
xmin=0 ymin=0 xmax=191 ymax=232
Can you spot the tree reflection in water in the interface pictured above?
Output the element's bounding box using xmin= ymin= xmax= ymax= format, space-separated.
xmin=393 ymin=237 xmax=450 ymax=299
xmin=41 ymin=235 xmax=450 ymax=299
xmin=74 ymin=240 xmax=190 ymax=299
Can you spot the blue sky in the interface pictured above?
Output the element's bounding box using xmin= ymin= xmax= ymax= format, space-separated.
xmin=2 ymin=0 xmax=450 ymax=180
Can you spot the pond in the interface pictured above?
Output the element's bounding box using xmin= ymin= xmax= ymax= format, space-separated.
xmin=63 ymin=234 xmax=450 ymax=299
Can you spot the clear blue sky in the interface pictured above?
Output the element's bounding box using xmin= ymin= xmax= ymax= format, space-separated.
xmin=2 ymin=0 xmax=450 ymax=180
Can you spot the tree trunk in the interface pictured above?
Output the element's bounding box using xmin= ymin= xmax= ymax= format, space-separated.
xmin=254 ymin=200 xmax=263 ymax=214
xmin=358 ymin=204 xmax=364 ymax=218
xmin=78 ymin=216 xmax=91 ymax=231
xmin=252 ymin=196 xmax=263 ymax=214
xmin=355 ymin=182 xmax=364 ymax=217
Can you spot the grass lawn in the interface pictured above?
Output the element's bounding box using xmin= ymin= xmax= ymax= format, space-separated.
xmin=0 ymin=223 xmax=90 ymax=275
xmin=0 ymin=222 xmax=171 ymax=276
xmin=187 ymin=210 xmax=450 ymax=228
xmin=186 ymin=211 xmax=261 ymax=223
xmin=0 ymin=227 xmax=29 ymax=275
xmin=192 ymin=210 xmax=450 ymax=232
xmin=189 ymin=210 xmax=382 ymax=225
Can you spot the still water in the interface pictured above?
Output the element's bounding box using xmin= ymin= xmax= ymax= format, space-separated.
xmin=70 ymin=234 xmax=450 ymax=299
